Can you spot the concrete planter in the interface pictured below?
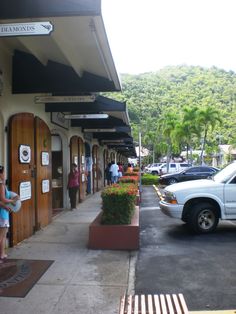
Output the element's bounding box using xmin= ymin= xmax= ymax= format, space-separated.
xmin=88 ymin=206 xmax=139 ymax=250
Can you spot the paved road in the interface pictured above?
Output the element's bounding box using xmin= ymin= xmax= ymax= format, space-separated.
xmin=135 ymin=186 xmax=236 ymax=310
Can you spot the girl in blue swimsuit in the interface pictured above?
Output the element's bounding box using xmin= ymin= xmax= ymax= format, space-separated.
xmin=0 ymin=165 xmax=19 ymax=261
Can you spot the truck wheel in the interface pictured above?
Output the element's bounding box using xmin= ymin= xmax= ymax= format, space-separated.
xmin=168 ymin=178 xmax=177 ymax=185
xmin=152 ymin=171 xmax=158 ymax=175
xmin=187 ymin=202 xmax=219 ymax=234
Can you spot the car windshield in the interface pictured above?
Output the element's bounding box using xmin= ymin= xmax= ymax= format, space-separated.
xmin=212 ymin=163 xmax=236 ymax=183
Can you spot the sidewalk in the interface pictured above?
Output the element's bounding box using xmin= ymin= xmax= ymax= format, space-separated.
xmin=0 ymin=192 xmax=137 ymax=314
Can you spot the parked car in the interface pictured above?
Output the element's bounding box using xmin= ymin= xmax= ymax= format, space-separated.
xmin=144 ymin=164 xmax=151 ymax=172
xmin=146 ymin=162 xmax=191 ymax=175
xmin=159 ymin=162 xmax=236 ymax=234
xmin=159 ymin=166 xmax=219 ymax=185
xmin=145 ymin=163 xmax=163 ymax=174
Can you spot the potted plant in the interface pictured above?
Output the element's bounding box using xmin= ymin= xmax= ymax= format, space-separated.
xmin=88 ymin=183 xmax=140 ymax=250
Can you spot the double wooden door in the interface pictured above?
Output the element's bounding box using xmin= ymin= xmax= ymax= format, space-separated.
xmin=92 ymin=145 xmax=99 ymax=193
xmin=9 ymin=113 xmax=51 ymax=246
xmin=70 ymin=136 xmax=86 ymax=202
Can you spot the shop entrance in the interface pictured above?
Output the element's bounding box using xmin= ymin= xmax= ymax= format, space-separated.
xmin=51 ymin=135 xmax=63 ymax=214
xmin=9 ymin=113 xmax=52 ymax=246
xmin=85 ymin=142 xmax=91 ymax=195
xmin=92 ymin=145 xmax=98 ymax=193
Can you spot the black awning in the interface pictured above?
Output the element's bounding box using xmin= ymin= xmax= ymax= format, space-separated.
xmin=45 ymin=92 xmax=135 ymax=156
xmin=93 ymin=133 xmax=132 ymax=140
xmin=46 ymin=95 xmax=129 ymax=128
xmin=12 ymin=50 xmax=116 ymax=94
xmin=0 ymin=0 xmax=100 ymax=19
xmin=45 ymin=95 xmax=126 ymax=112
xmin=71 ymin=118 xmax=129 ymax=129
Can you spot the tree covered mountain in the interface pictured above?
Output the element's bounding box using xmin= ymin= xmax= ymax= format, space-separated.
xmin=104 ymin=65 xmax=236 ymax=161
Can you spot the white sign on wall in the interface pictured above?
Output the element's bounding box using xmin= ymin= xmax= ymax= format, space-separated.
xmin=0 ymin=22 xmax=53 ymax=37
xmin=81 ymin=155 xmax=85 ymax=164
xmin=51 ymin=112 xmax=70 ymax=130
xmin=41 ymin=152 xmax=49 ymax=166
xmin=82 ymin=174 xmax=85 ymax=182
xmin=19 ymin=145 xmax=31 ymax=164
xmin=35 ymin=95 xmax=96 ymax=103
xmin=19 ymin=181 xmax=32 ymax=201
xmin=42 ymin=180 xmax=50 ymax=193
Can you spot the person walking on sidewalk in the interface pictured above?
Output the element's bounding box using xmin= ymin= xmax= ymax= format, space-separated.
xmin=105 ymin=162 xmax=112 ymax=185
xmin=117 ymin=162 xmax=123 ymax=178
xmin=110 ymin=160 xmax=119 ymax=184
xmin=67 ymin=163 xmax=80 ymax=210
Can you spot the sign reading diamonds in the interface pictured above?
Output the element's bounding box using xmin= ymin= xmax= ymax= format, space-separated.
xmin=0 ymin=21 xmax=53 ymax=37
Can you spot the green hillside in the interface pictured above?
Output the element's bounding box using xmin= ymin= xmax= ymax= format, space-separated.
xmin=104 ymin=65 xmax=236 ymax=161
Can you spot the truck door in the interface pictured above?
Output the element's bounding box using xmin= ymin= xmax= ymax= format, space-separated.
xmin=169 ymin=163 xmax=177 ymax=173
xmin=224 ymin=177 xmax=236 ymax=217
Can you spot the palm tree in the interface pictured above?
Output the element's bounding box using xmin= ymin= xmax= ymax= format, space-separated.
xmin=174 ymin=106 xmax=200 ymax=162
xmin=159 ymin=111 xmax=179 ymax=171
xmin=197 ymin=106 xmax=222 ymax=164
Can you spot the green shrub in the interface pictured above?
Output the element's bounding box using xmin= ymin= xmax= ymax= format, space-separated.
xmin=141 ymin=173 xmax=159 ymax=185
xmin=101 ymin=183 xmax=137 ymax=225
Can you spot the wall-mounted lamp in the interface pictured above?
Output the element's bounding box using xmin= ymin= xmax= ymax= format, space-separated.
xmin=101 ymin=140 xmax=125 ymax=144
xmin=64 ymin=114 xmax=108 ymax=119
xmin=84 ymin=128 xmax=116 ymax=132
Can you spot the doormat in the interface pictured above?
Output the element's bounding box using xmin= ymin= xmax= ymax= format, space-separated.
xmin=0 ymin=259 xmax=54 ymax=298
xmin=52 ymin=208 xmax=64 ymax=217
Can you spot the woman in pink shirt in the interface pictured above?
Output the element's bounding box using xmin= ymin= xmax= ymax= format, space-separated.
xmin=67 ymin=163 xmax=80 ymax=210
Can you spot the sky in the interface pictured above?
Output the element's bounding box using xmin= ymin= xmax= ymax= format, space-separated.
xmin=102 ymin=0 xmax=236 ymax=75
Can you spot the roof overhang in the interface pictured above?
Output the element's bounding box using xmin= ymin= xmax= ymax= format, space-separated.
xmin=45 ymin=95 xmax=136 ymax=157
xmin=45 ymin=95 xmax=130 ymax=125
xmin=0 ymin=0 xmax=121 ymax=93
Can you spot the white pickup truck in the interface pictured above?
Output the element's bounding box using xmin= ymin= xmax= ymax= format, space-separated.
xmin=159 ymin=162 xmax=236 ymax=233
xmin=146 ymin=162 xmax=191 ymax=175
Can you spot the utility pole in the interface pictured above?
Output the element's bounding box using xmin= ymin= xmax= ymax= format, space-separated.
xmin=139 ymin=130 xmax=142 ymax=202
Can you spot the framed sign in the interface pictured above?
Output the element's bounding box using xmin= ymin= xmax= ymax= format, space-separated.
xmin=82 ymin=173 xmax=85 ymax=182
xmin=0 ymin=22 xmax=53 ymax=37
xmin=73 ymin=156 xmax=78 ymax=165
xmin=42 ymin=179 xmax=50 ymax=193
xmin=51 ymin=112 xmax=70 ymax=130
xmin=81 ymin=155 xmax=85 ymax=164
xmin=41 ymin=152 xmax=49 ymax=166
xmin=19 ymin=145 xmax=31 ymax=163
xmin=35 ymin=95 xmax=95 ymax=103
xmin=19 ymin=181 xmax=31 ymax=201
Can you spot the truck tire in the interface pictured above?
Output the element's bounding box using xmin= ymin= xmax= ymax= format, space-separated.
xmin=168 ymin=178 xmax=178 ymax=185
xmin=152 ymin=171 xmax=158 ymax=175
xmin=187 ymin=202 xmax=219 ymax=234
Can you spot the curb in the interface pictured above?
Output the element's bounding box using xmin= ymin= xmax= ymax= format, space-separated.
xmin=153 ymin=184 xmax=163 ymax=200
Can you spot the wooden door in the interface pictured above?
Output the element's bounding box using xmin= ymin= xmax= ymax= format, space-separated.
xmin=9 ymin=113 xmax=35 ymax=246
xmin=70 ymin=136 xmax=79 ymax=206
xmin=70 ymin=136 xmax=78 ymax=167
xmin=92 ymin=145 xmax=98 ymax=193
xmin=35 ymin=117 xmax=52 ymax=229
xmin=78 ymin=137 xmax=86 ymax=201
xmin=103 ymin=149 xmax=108 ymax=186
